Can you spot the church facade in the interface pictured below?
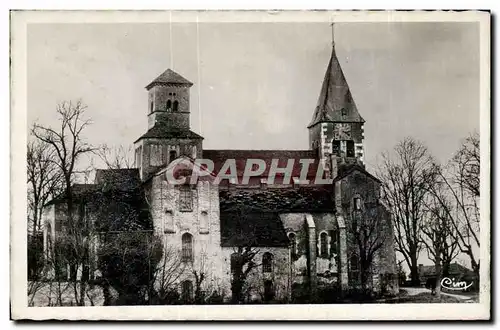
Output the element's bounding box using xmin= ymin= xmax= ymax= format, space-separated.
xmin=42 ymin=45 xmax=398 ymax=303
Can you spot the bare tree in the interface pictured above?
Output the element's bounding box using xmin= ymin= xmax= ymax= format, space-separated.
xmin=230 ymin=245 xmax=260 ymax=304
xmin=27 ymin=139 xmax=62 ymax=233
xmin=349 ymin=203 xmax=388 ymax=292
xmin=429 ymin=133 xmax=480 ymax=275
xmin=97 ymin=144 xmax=135 ymax=169
xmin=224 ymin=208 xmax=264 ymax=304
xmin=421 ymin=191 xmax=460 ymax=297
xmin=454 ymin=132 xmax=480 ymax=198
xmin=378 ymin=137 xmax=438 ymax=286
xmin=32 ymin=100 xmax=96 ymax=306
xmin=150 ymin=242 xmax=185 ymax=304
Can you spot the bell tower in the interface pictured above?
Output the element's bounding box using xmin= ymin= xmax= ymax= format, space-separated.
xmin=308 ymin=45 xmax=365 ymax=178
xmin=146 ymin=69 xmax=192 ymax=130
xmin=134 ymin=69 xmax=203 ymax=180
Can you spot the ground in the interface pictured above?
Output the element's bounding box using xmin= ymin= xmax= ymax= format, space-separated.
xmin=390 ymin=287 xmax=479 ymax=303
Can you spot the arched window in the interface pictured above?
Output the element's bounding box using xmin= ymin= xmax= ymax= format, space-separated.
xmin=320 ymin=232 xmax=328 ymax=257
xmin=230 ymin=252 xmax=239 ymax=275
xmin=200 ymin=211 xmax=209 ymax=233
xmin=354 ymin=197 xmax=362 ymax=211
xmin=181 ymin=280 xmax=193 ymax=302
xmin=173 ymin=100 xmax=179 ymax=112
xmin=165 ymin=210 xmax=174 ymax=233
xmin=262 ymin=252 xmax=273 ymax=273
xmin=288 ymin=232 xmax=297 ymax=256
xmin=166 ymin=100 xmax=172 ymax=110
xmin=179 ymin=185 xmax=193 ymax=212
xmin=181 ymin=233 xmax=193 ymax=262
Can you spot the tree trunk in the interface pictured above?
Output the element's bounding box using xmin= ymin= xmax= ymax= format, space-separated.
xmin=409 ymin=255 xmax=420 ymax=286
xmin=434 ymin=255 xmax=442 ymax=298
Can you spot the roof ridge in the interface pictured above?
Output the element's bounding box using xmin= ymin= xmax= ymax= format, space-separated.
xmin=146 ymin=69 xmax=193 ymax=89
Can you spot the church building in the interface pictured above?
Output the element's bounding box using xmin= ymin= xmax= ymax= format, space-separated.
xmin=42 ymin=43 xmax=399 ymax=303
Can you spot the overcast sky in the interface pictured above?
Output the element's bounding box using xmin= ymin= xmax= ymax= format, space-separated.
xmin=27 ymin=21 xmax=479 ymax=173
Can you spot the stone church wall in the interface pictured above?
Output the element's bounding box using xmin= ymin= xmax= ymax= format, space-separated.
xmin=149 ymin=175 xmax=225 ymax=297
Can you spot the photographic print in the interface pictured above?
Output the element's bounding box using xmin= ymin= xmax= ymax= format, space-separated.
xmin=10 ymin=10 xmax=490 ymax=320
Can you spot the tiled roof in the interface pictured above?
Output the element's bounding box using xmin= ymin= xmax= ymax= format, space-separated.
xmin=145 ymin=69 xmax=193 ymax=89
xmin=309 ymin=46 xmax=364 ymax=128
xmin=94 ymin=168 xmax=142 ymax=192
xmin=220 ymin=208 xmax=289 ymax=247
xmin=44 ymin=184 xmax=97 ymax=206
xmin=45 ymin=169 xmax=142 ymax=206
xmin=134 ymin=125 xmax=204 ymax=143
xmin=333 ymin=163 xmax=381 ymax=183
xmin=202 ymin=149 xmax=321 ymax=179
xmin=219 ymin=186 xmax=334 ymax=213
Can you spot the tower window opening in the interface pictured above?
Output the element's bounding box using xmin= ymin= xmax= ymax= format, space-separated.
xmin=169 ymin=150 xmax=177 ymax=163
xmin=166 ymin=100 xmax=172 ymax=110
xmin=173 ymin=100 xmax=179 ymax=112
xmin=346 ymin=141 xmax=355 ymax=157
xmin=332 ymin=141 xmax=341 ymax=156
xmin=149 ymin=101 xmax=154 ymax=113
xmin=341 ymin=108 xmax=347 ymax=120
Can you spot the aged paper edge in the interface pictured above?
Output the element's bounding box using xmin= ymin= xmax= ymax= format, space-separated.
xmin=10 ymin=10 xmax=491 ymax=321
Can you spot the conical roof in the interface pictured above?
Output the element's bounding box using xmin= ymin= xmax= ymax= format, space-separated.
xmin=308 ymin=46 xmax=364 ymax=128
xmin=145 ymin=69 xmax=193 ymax=89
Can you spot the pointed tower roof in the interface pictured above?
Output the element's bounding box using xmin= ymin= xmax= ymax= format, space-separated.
xmin=308 ymin=46 xmax=364 ymax=128
xmin=145 ymin=69 xmax=193 ymax=89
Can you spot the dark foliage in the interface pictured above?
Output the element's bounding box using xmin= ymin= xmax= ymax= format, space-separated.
xmin=27 ymin=233 xmax=44 ymax=280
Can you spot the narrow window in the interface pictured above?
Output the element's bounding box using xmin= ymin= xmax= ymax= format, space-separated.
xmin=166 ymin=100 xmax=172 ymax=110
xmin=354 ymin=197 xmax=361 ymax=211
xmin=165 ymin=210 xmax=174 ymax=233
xmin=320 ymin=232 xmax=328 ymax=258
xmin=173 ymin=100 xmax=179 ymax=112
xmin=262 ymin=252 xmax=273 ymax=273
xmin=179 ymin=185 xmax=193 ymax=212
xmin=181 ymin=233 xmax=193 ymax=262
xmin=200 ymin=211 xmax=209 ymax=233
xmin=150 ymin=101 xmax=154 ymax=113
xmin=332 ymin=141 xmax=341 ymax=156
xmin=346 ymin=141 xmax=355 ymax=157
xmin=181 ymin=280 xmax=193 ymax=302
xmin=288 ymin=232 xmax=297 ymax=256
xmin=169 ymin=150 xmax=177 ymax=163
xmin=341 ymin=108 xmax=347 ymax=120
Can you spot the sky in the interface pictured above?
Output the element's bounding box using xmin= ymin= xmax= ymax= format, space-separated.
xmin=27 ymin=21 xmax=480 ymax=174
